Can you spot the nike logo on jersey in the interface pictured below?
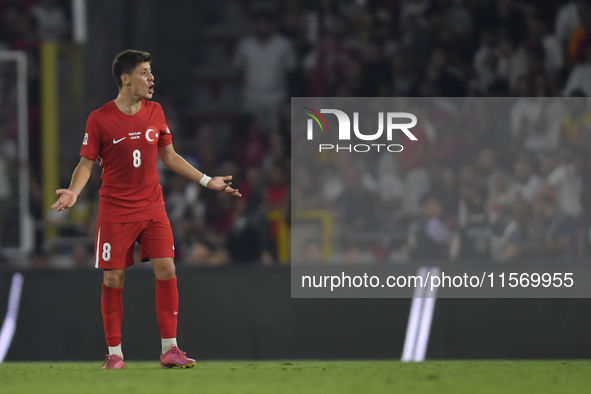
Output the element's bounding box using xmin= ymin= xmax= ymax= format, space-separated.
xmin=174 ymin=311 xmax=178 ymax=315
xmin=113 ymin=137 xmax=126 ymax=144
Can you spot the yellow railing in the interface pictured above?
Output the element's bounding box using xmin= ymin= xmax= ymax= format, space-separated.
xmin=268 ymin=209 xmax=335 ymax=263
xmin=268 ymin=210 xmax=290 ymax=263
xmin=41 ymin=42 xmax=59 ymax=239
xmin=293 ymin=209 xmax=335 ymax=262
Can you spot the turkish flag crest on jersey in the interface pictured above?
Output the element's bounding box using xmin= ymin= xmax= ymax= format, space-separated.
xmin=145 ymin=126 xmax=159 ymax=145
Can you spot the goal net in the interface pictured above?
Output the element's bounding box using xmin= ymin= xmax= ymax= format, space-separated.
xmin=0 ymin=51 xmax=32 ymax=257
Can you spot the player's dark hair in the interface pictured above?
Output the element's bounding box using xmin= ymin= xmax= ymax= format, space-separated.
xmin=112 ymin=50 xmax=151 ymax=89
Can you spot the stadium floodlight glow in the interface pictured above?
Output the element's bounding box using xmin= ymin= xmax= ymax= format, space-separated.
xmin=0 ymin=273 xmax=24 ymax=363
xmin=401 ymin=267 xmax=440 ymax=362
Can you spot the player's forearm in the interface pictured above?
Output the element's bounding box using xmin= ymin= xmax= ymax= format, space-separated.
xmin=68 ymin=162 xmax=92 ymax=196
xmin=163 ymin=153 xmax=206 ymax=184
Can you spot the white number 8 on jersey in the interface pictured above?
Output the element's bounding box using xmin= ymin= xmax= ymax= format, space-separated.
xmin=133 ymin=149 xmax=141 ymax=168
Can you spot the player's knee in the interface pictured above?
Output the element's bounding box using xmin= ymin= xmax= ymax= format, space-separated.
xmin=160 ymin=264 xmax=175 ymax=279
xmin=103 ymin=270 xmax=125 ymax=288
xmin=153 ymin=260 xmax=175 ymax=279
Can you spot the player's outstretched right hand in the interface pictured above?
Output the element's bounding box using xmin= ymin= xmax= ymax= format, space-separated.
xmin=51 ymin=189 xmax=78 ymax=212
xmin=208 ymin=175 xmax=242 ymax=197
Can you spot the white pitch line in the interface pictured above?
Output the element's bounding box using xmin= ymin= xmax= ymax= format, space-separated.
xmin=413 ymin=267 xmax=441 ymax=362
xmin=401 ymin=267 xmax=428 ymax=362
xmin=0 ymin=273 xmax=24 ymax=363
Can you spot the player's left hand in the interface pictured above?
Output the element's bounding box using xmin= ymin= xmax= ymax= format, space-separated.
xmin=208 ymin=176 xmax=242 ymax=197
xmin=51 ymin=189 xmax=78 ymax=212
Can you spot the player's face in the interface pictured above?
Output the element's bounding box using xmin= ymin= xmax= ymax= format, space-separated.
xmin=128 ymin=62 xmax=154 ymax=99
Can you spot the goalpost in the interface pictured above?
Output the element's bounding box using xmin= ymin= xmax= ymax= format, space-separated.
xmin=0 ymin=51 xmax=33 ymax=257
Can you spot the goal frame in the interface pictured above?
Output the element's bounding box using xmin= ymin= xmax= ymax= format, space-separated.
xmin=0 ymin=51 xmax=32 ymax=257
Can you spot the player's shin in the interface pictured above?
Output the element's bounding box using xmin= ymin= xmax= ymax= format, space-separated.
xmin=101 ymin=284 xmax=124 ymax=358
xmin=155 ymin=277 xmax=178 ymax=353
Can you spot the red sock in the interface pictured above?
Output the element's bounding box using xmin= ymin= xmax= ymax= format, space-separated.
xmin=155 ymin=277 xmax=178 ymax=339
xmin=101 ymin=284 xmax=123 ymax=347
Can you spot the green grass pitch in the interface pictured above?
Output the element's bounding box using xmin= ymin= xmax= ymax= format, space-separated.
xmin=1 ymin=360 xmax=590 ymax=394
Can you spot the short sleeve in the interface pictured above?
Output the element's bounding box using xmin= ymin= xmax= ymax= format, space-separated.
xmin=80 ymin=112 xmax=100 ymax=161
xmin=157 ymin=105 xmax=173 ymax=147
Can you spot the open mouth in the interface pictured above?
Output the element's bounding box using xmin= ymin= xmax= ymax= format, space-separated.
xmin=149 ymin=84 xmax=154 ymax=94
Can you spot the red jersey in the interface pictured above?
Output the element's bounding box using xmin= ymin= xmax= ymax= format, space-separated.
xmin=80 ymin=100 xmax=172 ymax=223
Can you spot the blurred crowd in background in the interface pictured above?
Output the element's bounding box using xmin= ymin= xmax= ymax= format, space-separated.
xmin=293 ymin=97 xmax=590 ymax=264
xmin=1 ymin=0 xmax=591 ymax=267
xmin=0 ymin=0 xmax=70 ymax=267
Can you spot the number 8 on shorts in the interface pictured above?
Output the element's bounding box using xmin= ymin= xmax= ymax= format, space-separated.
xmin=102 ymin=243 xmax=111 ymax=261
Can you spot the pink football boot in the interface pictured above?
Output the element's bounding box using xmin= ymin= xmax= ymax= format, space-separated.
xmin=101 ymin=354 xmax=124 ymax=370
xmin=159 ymin=346 xmax=196 ymax=369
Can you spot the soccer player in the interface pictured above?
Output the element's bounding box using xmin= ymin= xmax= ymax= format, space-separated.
xmin=51 ymin=50 xmax=241 ymax=369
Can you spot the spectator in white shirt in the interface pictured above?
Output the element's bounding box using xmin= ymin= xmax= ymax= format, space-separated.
xmin=29 ymin=0 xmax=69 ymax=41
xmin=473 ymin=30 xmax=501 ymax=94
xmin=563 ymin=43 xmax=591 ymax=97
xmin=234 ymin=9 xmax=296 ymax=132
xmin=527 ymin=15 xmax=564 ymax=75
xmin=511 ymin=96 xmax=567 ymax=154
xmin=498 ymin=157 xmax=543 ymax=204
xmin=497 ymin=35 xmax=528 ymax=91
xmin=545 ymin=150 xmax=583 ymax=218
xmin=555 ymin=1 xmax=584 ymax=43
